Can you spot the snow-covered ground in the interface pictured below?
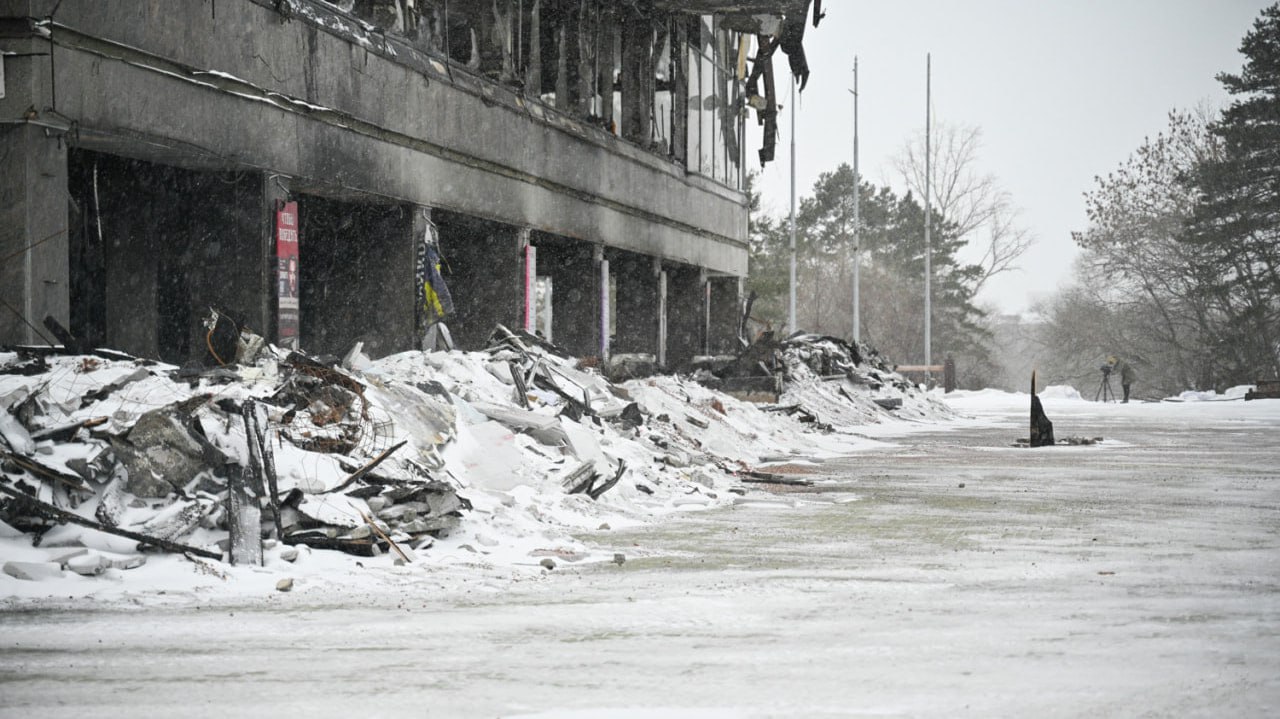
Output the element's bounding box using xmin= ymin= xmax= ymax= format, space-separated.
xmin=2 ymin=389 xmax=1277 ymax=717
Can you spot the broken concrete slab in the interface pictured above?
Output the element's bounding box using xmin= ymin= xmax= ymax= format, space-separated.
xmin=112 ymin=408 xmax=208 ymax=497
xmin=65 ymin=552 xmax=110 ymax=576
xmin=3 ymin=561 xmax=64 ymax=581
xmin=296 ymin=494 xmax=372 ymax=529
xmin=0 ymin=410 xmax=36 ymax=455
xmin=448 ymin=420 xmax=525 ymax=492
xmin=559 ymin=416 xmax=606 ymax=468
xmin=470 ymin=402 xmax=568 ymax=446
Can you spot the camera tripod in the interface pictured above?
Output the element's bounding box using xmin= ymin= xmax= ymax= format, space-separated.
xmin=1094 ymin=370 xmax=1115 ymax=403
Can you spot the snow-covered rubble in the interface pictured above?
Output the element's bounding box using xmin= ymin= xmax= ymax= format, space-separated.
xmin=0 ymin=327 xmax=952 ymax=602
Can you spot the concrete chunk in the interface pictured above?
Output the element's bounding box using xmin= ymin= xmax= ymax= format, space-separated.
xmin=65 ymin=553 xmax=110 ymax=576
xmin=3 ymin=561 xmax=64 ymax=581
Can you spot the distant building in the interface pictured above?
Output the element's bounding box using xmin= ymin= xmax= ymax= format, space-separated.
xmin=1 ymin=0 xmax=819 ymax=366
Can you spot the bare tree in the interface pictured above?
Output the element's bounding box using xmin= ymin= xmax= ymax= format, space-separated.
xmin=893 ymin=121 xmax=1034 ymax=295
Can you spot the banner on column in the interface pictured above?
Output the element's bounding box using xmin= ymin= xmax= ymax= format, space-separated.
xmin=275 ymin=201 xmax=300 ymax=348
xmin=416 ymin=218 xmax=453 ymax=328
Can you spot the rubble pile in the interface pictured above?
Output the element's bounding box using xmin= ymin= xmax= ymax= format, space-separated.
xmin=777 ymin=334 xmax=953 ymax=427
xmin=0 ymin=345 xmax=469 ymax=579
xmin=2 ymin=323 xmax=953 ymax=594
xmin=697 ymin=330 xmax=953 ymax=429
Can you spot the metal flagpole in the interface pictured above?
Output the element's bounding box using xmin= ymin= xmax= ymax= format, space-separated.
xmin=850 ymin=58 xmax=860 ymax=343
xmin=924 ymin=53 xmax=932 ymax=376
xmin=788 ymin=73 xmax=797 ymax=335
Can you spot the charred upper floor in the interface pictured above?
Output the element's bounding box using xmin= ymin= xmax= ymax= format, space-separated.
xmin=1 ymin=0 xmax=821 ymax=365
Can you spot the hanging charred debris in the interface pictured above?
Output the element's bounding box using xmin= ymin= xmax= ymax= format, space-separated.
xmin=318 ymin=0 xmax=821 ymax=166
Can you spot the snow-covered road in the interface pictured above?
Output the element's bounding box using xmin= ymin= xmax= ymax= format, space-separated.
xmin=3 ymin=394 xmax=1278 ymax=718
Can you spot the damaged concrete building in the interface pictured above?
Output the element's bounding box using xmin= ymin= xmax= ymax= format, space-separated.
xmin=1 ymin=0 xmax=821 ymax=368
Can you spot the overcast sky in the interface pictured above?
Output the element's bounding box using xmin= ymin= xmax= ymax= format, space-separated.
xmin=749 ymin=0 xmax=1271 ymax=317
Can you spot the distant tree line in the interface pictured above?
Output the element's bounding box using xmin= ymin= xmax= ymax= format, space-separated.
xmin=745 ymin=166 xmax=999 ymax=389
xmin=1035 ymin=4 xmax=1280 ymax=396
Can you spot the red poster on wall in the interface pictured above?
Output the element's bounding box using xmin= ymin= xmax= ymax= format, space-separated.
xmin=276 ymin=201 xmax=300 ymax=347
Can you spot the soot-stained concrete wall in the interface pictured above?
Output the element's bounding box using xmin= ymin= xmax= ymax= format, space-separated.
xmin=0 ymin=125 xmax=68 ymax=347
xmin=65 ymin=150 xmax=266 ymax=363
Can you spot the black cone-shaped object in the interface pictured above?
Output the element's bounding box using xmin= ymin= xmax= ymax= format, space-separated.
xmin=1030 ymin=370 xmax=1055 ymax=448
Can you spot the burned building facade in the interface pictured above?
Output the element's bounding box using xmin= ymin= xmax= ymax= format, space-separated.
xmin=1 ymin=0 xmax=818 ymax=366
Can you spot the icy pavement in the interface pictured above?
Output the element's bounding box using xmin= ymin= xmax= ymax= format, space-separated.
xmin=1 ymin=393 xmax=1278 ymax=717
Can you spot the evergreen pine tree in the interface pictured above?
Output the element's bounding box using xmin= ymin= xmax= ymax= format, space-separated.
xmin=1187 ymin=3 xmax=1280 ymax=379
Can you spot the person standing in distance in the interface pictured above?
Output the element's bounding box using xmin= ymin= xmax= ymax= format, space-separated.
xmin=1115 ymin=358 xmax=1137 ymax=403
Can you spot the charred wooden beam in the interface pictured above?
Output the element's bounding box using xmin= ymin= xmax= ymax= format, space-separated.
xmin=619 ymin=3 xmax=653 ymax=143
xmin=597 ymin=3 xmax=617 ymax=131
xmin=226 ymin=462 xmax=263 ymax=566
xmin=671 ymin=17 xmax=688 ymax=163
xmin=554 ymin=4 xmax=570 ymax=110
xmin=576 ymin=0 xmax=597 ymax=117
xmin=525 ymin=0 xmax=542 ymax=96
xmin=321 ymin=440 xmax=409 ymax=495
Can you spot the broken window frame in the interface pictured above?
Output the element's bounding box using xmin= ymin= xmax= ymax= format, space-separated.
xmin=686 ymin=14 xmax=743 ymax=190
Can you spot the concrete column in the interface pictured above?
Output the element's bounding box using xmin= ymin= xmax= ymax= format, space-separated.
xmin=536 ymin=239 xmax=598 ymax=358
xmin=297 ymin=197 xmax=416 ymax=358
xmin=657 ymin=268 xmax=668 ymax=367
xmin=611 ymin=250 xmax=658 ymax=356
xmin=707 ymin=275 xmax=743 ymax=355
xmin=520 ymin=229 xmax=536 ymax=334
xmin=0 ymin=125 xmax=68 ymax=347
xmin=434 ymin=212 xmax=522 ymax=351
xmin=597 ymin=246 xmax=610 ymax=360
xmin=666 ymin=263 xmax=706 ymax=368
xmin=355 ymin=203 xmax=417 ymax=357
